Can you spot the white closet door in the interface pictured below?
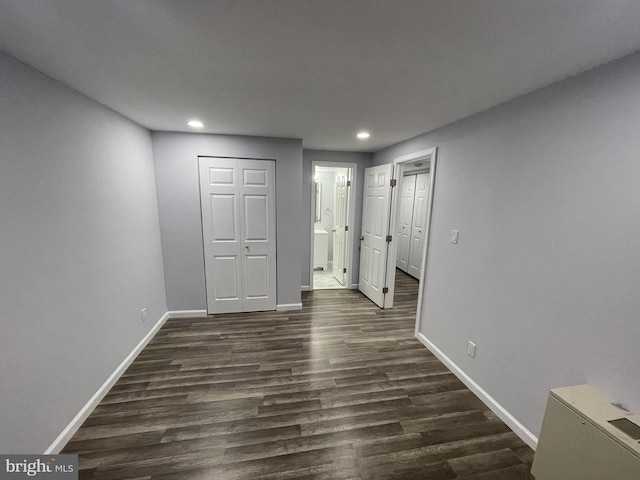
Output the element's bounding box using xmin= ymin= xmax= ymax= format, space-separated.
xmin=239 ymin=160 xmax=277 ymax=312
xmin=199 ymin=157 xmax=276 ymax=314
xmin=359 ymin=164 xmax=393 ymax=307
xmin=396 ymin=175 xmax=416 ymax=273
xmin=199 ymin=158 xmax=243 ymax=313
xmin=408 ymin=172 xmax=430 ymax=279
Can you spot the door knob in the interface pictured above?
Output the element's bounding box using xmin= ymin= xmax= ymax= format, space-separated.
xmin=360 ymin=236 xmax=365 ymax=241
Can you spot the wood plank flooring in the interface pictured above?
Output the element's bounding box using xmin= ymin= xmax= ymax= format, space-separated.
xmin=63 ymin=270 xmax=533 ymax=479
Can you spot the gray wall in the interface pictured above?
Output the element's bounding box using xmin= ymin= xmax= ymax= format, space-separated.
xmin=302 ymin=150 xmax=373 ymax=288
xmin=152 ymin=132 xmax=303 ymax=310
xmin=373 ymin=52 xmax=640 ymax=438
xmin=0 ymin=52 xmax=167 ymax=453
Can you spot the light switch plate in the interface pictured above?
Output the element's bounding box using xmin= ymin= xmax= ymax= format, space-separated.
xmin=467 ymin=341 xmax=476 ymax=358
xmin=451 ymin=230 xmax=459 ymax=244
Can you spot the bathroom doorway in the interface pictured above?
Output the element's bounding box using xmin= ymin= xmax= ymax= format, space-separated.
xmin=310 ymin=163 xmax=355 ymax=290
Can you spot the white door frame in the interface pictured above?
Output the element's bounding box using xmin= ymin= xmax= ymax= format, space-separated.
xmin=384 ymin=148 xmax=437 ymax=333
xmin=309 ymin=161 xmax=357 ymax=291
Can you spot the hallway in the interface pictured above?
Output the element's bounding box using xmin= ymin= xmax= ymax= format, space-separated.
xmin=63 ymin=271 xmax=533 ymax=479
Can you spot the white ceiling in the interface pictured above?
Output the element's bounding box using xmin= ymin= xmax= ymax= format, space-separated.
xmin=1 ymin=1 xmax=640 ymax=152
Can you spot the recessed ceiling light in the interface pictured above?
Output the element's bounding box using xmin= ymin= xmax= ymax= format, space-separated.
xmin=357 ymin=131 xmax=370 ymax=139
xmin=188 ymin=120 xmax=204 ymax=128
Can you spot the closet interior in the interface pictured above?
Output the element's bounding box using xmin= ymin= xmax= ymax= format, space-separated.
xmin=396 ymin=166 xmax=431 ymax=279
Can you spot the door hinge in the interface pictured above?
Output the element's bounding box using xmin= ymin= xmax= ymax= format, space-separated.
xmin=345 ymin=225 xmax=349 ymax=232
xmin=343 ymin=268 xmax=347 ymax=273
xmin=386 ymin=235 xmax=392 ymax=242
xmin=382 ymin=287 xmax=389 ymax=294
xmin=347 ymin=180 xmax=351 ymax=187
xmin=390 ymin=179 xmax=397 ymax=187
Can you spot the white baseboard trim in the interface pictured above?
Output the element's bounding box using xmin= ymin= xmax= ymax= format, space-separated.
xmin=301 ymin=285 xmax=311 ymax=291
xmin=277 ymin=303 xmax=303 ymax=311
xmin=416 ymin=332 xmax=538 ymax=450
xmin=45 ymin=311 xmax=171 ymax=454
xmin=350 ymin=283 xmax=359 ymax=289
xmin=167 ymin=309 xmax=208 ymax=318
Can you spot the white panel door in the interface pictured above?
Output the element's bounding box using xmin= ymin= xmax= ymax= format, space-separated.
xmin=199 ymin=158 xmax=243 ymax=313
xmin=359 ymin=164 xmax=393 ymax=307
xmin=239 ymin=161 xmax=277 ymax=312
xmin=396 ymin=175 xmax=416 ymax=273
xmin=199 ymin=157 xmax=276 ymax=314
xmin=408 ymin=172 xmax=430 ymax=279
xmin=332 ymin=173 xmax=348 ymax=286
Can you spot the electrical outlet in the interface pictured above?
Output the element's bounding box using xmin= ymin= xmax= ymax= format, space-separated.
xmin=467 ymin=341 xmax=476 ymax=358
xmin=451 ymin=230 xmax=459 ymax=244
xmin=141 ymin=308 xmax=147 ymax=322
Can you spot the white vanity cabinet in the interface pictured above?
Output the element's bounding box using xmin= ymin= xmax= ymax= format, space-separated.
xmin=313 ymin=228 xmax=328 ymax=270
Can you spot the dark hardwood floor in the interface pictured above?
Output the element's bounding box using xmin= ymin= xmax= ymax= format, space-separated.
xmin=63 ymin=270 xmax=533 ymax=479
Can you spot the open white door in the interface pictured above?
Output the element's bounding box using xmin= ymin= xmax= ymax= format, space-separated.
xmin=359 ymin=164 xmax=394 ymax=307
xmin=332 ymin=173 xmax=348 ymax=285
xmin=199 ymin=157 xmax=276 ymax=314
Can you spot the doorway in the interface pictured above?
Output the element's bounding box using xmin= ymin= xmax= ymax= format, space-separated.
xmin=357 ymin=148 xmax=437 ymax=334
xmin=310 ymin=162 xmax=356 ymax=290
xmin=389 ymin=148 xmax=437 ymax=334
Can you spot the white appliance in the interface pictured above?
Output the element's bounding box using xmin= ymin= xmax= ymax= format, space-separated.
xmin=532 ymin=384 xmax=640 ymax=480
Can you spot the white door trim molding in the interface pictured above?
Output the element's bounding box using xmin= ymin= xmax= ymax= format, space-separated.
xmin=393 ymin=148 xmax=438 ymax=165
xmin=167 ymin=309 xmax=208 ymax=318
xmin=276 ymin=303 xmax=304 ymax=311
